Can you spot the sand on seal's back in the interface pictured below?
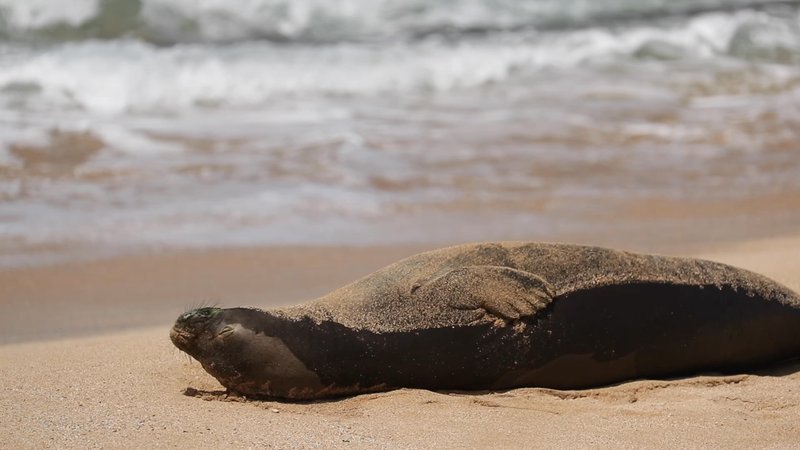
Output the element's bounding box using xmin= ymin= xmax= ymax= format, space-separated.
xmin=275 ymin=242 xmax=800 ymax=333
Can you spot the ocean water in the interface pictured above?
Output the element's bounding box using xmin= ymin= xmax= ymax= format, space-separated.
xmin=1 ymin=0 xmax=799 ymax=266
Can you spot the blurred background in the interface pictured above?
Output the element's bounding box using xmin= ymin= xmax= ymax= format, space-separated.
xmin=1 ymin=0 xmax=799 ymax=268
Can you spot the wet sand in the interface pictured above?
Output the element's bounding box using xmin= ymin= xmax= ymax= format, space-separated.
xmin=2 ymin=235 xmax=800 ymax=448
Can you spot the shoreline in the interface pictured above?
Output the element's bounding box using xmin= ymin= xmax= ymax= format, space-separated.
xmin=4 ymin=188 xmax=800 ymax=272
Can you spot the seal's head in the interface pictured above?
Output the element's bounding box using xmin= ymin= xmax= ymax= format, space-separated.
xmin=170 ymin=307 xmax=323 ymax=398
xmin=170 ymin=307 xmax=248 ymax=384
xmin=170 ymin=307 xmax=229 ymax=356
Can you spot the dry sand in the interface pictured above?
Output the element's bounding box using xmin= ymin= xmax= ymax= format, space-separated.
xmin=2 ymin=236 xmax=800 ymax=449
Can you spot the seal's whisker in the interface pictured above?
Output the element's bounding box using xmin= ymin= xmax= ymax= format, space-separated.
xmin=171 ymin=346 xmax=195 ymax=364
xmin=182 ymin=300 xmax=206 ymax=315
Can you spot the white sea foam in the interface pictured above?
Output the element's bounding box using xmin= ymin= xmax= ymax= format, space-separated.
xmin=0 ymin=9 xmax=796 ymax=117
xmin=0 ymin=0 xmax=794 ymax=42
xmin=0 ymin=0 xmax=98 ymax=29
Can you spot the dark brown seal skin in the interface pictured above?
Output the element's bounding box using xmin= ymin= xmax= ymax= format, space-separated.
xmin=170 ymin=242 xmax=800 ymax=400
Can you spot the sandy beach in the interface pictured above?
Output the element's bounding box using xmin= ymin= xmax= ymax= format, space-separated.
xmin=2 ymin=234 xmax=799 ymax=449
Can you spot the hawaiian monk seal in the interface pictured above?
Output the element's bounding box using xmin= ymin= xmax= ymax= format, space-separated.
xmin=170 ymin=242 xmax=800 ymax=400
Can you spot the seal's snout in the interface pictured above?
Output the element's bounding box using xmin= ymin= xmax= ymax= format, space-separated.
xmin=169 ymin=326 xmax=191 ymax=350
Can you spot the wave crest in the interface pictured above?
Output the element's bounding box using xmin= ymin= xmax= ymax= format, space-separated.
xmin=0 ymin=8 xmax=797 ymax=115
xmin=0 ymin=0 xmax=797 ymax=44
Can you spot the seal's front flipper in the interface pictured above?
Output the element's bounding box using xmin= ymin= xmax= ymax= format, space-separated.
xmin=413 ymin=265 xmax=555 ymax=322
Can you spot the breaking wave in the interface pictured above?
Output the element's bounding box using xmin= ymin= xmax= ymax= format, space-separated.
xmin=0 ymin=8 xmax=798 ymax=115
xmin=0 ymin=0 xmax=797 ymax=44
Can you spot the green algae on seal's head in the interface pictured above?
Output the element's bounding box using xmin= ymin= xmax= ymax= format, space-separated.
xmin=170 ymin=242 xmax=800 ymax=401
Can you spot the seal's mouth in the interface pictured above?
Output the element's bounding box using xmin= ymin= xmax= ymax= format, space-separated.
xmin=169 ymin=326 xmax=194 ymax=351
